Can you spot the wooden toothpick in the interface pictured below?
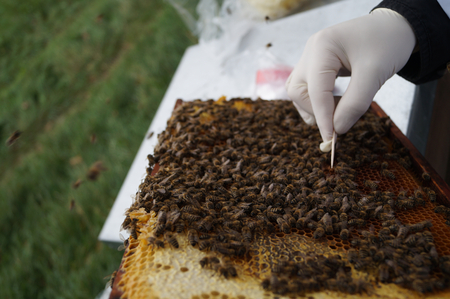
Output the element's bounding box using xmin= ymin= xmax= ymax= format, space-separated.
xmin=331 ymin=130 xmax=336 ymax=169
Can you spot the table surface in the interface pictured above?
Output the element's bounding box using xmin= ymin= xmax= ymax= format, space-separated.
xmin=98 ymin=0 xmax=415 ymax=245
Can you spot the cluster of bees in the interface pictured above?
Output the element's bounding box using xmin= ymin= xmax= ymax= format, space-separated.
xmin=122 ymin=98 xmax=450 ymax=295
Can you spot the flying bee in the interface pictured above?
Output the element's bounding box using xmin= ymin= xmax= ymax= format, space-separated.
xmin=381 ymin=169 xmax=395 ymax=180
xmin=164 ymin=232 xmax=179 ymax=249
xmin=364 ymin=180 xmax=378 ymax=190
xmin=187 ymin=229 xmax=199 ymax=246
xmin=86 ymin=160 xmax=107 ymax=181
xmin=72 ymin=179 xmax=83 ymax=189
xmin=117 ymin=233 xmax=129 ymax=251
xmin=6 ymin=130 xmax=22 ymax=146
xmin=105 ymin=270 xmax=118 ymax=289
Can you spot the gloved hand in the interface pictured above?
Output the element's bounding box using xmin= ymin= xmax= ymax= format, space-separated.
xmin=285 ymin=8 xmax=416 ymax=152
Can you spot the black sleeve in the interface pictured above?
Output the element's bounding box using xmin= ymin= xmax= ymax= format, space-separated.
xmin=373 ymin=0 xmax=450 ymax=84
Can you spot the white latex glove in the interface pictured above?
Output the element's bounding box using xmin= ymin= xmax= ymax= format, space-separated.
xmin=285 ymin=8 xmax=416 ymax=152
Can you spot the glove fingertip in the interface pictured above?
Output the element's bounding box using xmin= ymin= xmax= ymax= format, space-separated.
xmin=320 ymin=140 xmax=332 ymax=153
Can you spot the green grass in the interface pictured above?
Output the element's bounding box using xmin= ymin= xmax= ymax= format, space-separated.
xmin=0 ymin=0 xmax=195 ymax=298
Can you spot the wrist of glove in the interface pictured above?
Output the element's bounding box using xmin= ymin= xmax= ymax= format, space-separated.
xmin=285 ymin=8 xmax=416 ymax=151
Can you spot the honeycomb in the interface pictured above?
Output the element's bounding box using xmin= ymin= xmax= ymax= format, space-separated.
xmin=111 ymin=98 xmax=450 ymax=299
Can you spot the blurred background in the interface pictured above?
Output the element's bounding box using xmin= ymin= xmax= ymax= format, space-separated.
xmin=0 ymin=0 xmax=343 ymax=298
xmin=0 ymin=0 xmax=194 ymax=297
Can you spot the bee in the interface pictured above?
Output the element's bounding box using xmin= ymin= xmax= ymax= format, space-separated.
xmin=422 ymin=172 xmax=431 ymax=181
xmin=398 ymin=158 xmax=411 ymax=169
xmin=226 ymin=264 xmax=238 ymax=277
xmin=380 ymin=161 xmax=389 ymax=169
xmin=340 ymin=229 xmax=349 ymax=240
xmin=182 ymin=213 xmax=201 ymax=223
xmin=197 ymin=216 xmax=214 ymax=232
xmin=373 ymin=249 xmax=385 ymax=263
xmin=199 ymin=256 xmax=220 ymax=268
xmin=105 ymin=270 xmax=118 ymax=288
xmin=164 ymin=232 xmax=179 ymax=249
xmin=364 ymin=180 xmax=378 ymax=190
xmin=242 ymin=226 xmax=252 ymax=243
xmin=284 ymin=184 xmax=295 ymax=194
xmin=174 ymin=219 xmax=185 ymax=233
xmin=187 ymin=229 xmax=199 ymax=246
xmin=198 ymin=240 xmax=212 ymax=251
xmin=281 ymin=213 xmax=296 ymax=227
xmin=409 ymin=220 xmax=432 ymax=232
xmin=117 ymin=233 xmax=129 ymax=251
xmin=426 ymin=189 xmax=436 ymax=202
xmin=72 ymin=179 xmax=83 ymax=189
xmin=147 ymin=235 xmax=165 ymax=248
xmin=347 ymin=249 xmax=358 ymax=263
xmin=378 ymin=264 xmax=390 ymax=283
xmin=277 ymin=217 xmax=290 ymax=234
xmin=313 ymin=226 xmax=325 ymax=239
xmin=412 ymin=279 xmax=433 ymax=294
xmin=353 ymin=257 xmax=372 ymax=270
xmin=348 ymin=219 xmax=365 ymax=227
xmin=157 ymin=207 xmax=167 ymax=223
xmin=267 ymin=207 xmax=283 ymax=214
xmin=86 ymin=160 xmax=107 ymax=181
xmin=130 ymin=218 xmax=139 ymax=240
xmin=434 ymin=205 xmax=450 ymax=215
xmin=384 ymin=153 xmax=399 ymax=160
xmin=6 ymin=130 xmax=22 ymax=146
xmin=414 ymin=189 xmax=424 ymax=199
xmin=381 ymin=169 xmax=395 ymax=180
xmin=321 ymin=213 xmax=333 ymax=235
xmin=214 ymin=243 xmax=236 ymax=256
xmin=397 ymin=225 xmax=409 ymax=238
